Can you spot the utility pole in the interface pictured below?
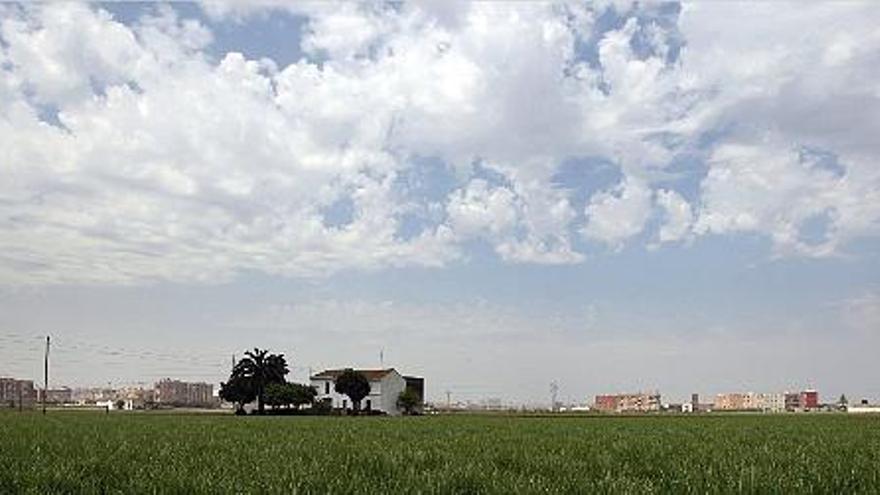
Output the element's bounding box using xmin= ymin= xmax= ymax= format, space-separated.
xmin=446 ymin=390 xmax=451 ymax=411
xmin=231 ymin=353 xmax=236 ymax=371
xmin=550 ymin=381 xmax=559 ymax=413
xmin=43 ymin=335 xmax=50 ymax=415
xmin=379 ymin=348 xmax=384 ymax=368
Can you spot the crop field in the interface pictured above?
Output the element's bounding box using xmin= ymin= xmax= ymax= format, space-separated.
xmin=1 ymin=411 xmax=879 ymax=493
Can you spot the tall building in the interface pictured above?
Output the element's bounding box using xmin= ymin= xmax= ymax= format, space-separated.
xmin=155 ymin=379 xmax=213 ymax=407
xmin=594 ymin=392 xmax=661 ymax=412
xmin=714 ymin=393 xmax=749 ymax=410
xmin=0 ymin=377 xmax=36 ymax=409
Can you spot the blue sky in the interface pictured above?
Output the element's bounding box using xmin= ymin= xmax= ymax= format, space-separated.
xmin=1 ymin=1 xmax=878 ymax=405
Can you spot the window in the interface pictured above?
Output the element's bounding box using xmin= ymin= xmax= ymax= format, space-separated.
xmin=342 ymin=399 xmax=347 ymax=410
xmin=324 ymin=382 xmax=329 ymax=395
xmin=365 ymin=399 xmax=371 ymax=411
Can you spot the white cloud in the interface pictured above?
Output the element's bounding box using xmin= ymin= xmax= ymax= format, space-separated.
xmin=656 ymin=189 xmax=693 ymax=244
xmin=447 ymin=179 xmax=519 ymax=238
xmin=582 ymin=177 xmax=653 ymax=249
xmin=1 ymin=2 xmax=879 ymax=285
xmin=693 ymin=140 xmax=879 ymax=257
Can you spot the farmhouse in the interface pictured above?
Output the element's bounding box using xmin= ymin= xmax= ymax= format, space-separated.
xmin=310 ymin=368 xmax=423 ymax=416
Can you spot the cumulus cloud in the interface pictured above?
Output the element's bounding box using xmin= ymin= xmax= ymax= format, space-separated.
xmin=582 ymin=177 xmax=653 ymax=249
xmin=655 ymin=189 xmax=693 ymax=244
xmin=1 ymin=1 xmax=879 ymax=285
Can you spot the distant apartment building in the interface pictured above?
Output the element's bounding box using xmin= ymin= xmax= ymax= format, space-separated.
xmin=714 ymin=393 xmax=750 ymax=411
xmin=715 ymin=390 xmax=814 ymax=412
xmin=594 ymin=392 xmax=661 ymax=412
xmin=754 ymin=393 xmax=785 ymax=413
xmin=37 ymin=387 xmax=73 ymax=404
xmin=0 ymin=377 xmax=36 ymax=409
xmin=800 ymin=389 xmax=819 ymax=410
xmin=155 ymin=379 xmax=213 ymax=407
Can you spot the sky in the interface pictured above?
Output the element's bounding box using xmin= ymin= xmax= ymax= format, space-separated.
xmin=1 ymin=1 xmax=879 ymax=406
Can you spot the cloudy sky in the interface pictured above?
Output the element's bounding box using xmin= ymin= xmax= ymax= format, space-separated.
xmin=1 ymin=1 xmax=878 ymax=405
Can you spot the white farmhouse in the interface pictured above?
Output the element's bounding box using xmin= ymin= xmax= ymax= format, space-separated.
xmin=310 ymin=368 xmax=423 ymax=416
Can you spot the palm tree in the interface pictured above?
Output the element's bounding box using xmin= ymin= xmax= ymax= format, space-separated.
xmin=232 ymin=348 xmax=289 ymax=414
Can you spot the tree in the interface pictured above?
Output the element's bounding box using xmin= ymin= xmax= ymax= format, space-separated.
xmin=838 ymin=394 xmax=848 ymax=411
xmin=334 ymin=369 xmax=371 ymax=414
xmin=226 ymin=348 xmax=288 ymax=414
xmin=290 ymin=383 xmax=318 ymax=409
xmin=115 ymin=399 xmax=126 ymax=411
xmin=219 ymin=374 xmax=256 ymax=415
xmin=397 ymin=388 xmax=421 ymax=415
xmin=261 ymin=382 xmax=317 ymax=412
xmin=264 ymin=382 xmax=291 ymax=411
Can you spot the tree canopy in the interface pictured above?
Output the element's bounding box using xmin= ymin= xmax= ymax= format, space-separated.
xmin=334 ymin=369 xmax=371 ymax=414
xmin=265 ymin=382 xmax=318 ymax=411
xmin=219 ymin=374 xmax=256 ymax=415
xmin=396 ymin=388 xmax=421 ymax=415
xmin=226 ymin=348 xmax=288 ymax=414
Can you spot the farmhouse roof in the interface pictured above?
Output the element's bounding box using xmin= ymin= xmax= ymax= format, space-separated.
xmin=311 ymin=368 xmax=397 ymax=381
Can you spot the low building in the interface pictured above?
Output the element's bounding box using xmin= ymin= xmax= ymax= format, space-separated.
xmin=593 ymin=392 xmax=661 ymax=413
xmin=800 ymin=389 xmax=819 ymax=410
xmin=37 ymin=387 xmax=73 ymax=404
xmin=847 ymin=402 xmax=880 ymax=414
xmin=0 ymin=377 xmax=36 ymax=409
xmin=310 ymin=368 xmax=423 ymax=416
xmin=155 ymin=379 xmax=213 ymax=407
xmin=846 ymin=406 xmax=880 ymax=414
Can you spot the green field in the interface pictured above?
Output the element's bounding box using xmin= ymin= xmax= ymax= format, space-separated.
xmin=1 ymin=411 xmax=879 ymax=493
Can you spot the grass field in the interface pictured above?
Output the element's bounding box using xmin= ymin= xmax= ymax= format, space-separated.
xmin=1 ymin=411 xmax=879 ymax=493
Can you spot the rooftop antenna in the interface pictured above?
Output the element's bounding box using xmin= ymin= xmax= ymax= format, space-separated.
xmin=380 ymin=348 xmax=384 ymax=368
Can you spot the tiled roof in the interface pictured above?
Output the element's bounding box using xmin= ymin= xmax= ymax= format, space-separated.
xmin=310 ymin=368 xmax=396 ymax=381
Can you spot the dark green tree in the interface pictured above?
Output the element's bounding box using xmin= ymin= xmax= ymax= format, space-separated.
xmin=229 ymin=348 xmax=288 ymax=414
xmin=396 ymin=388 xmax=421 ymax=415
xmin=264 ymin=382 xmax=291 ymax=411
xmin=219 ymin=374 xmax=256 ymax=414
xmin=334 ymin=369 xmax=371 ymax=414
xmin=263 ymin=382 xmax=318 ymax=412
xmin=290 ymin=383 xmax=318 ymax=409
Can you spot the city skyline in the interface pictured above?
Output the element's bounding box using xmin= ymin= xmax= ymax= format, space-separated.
xmin=1 ymin=1 xmax=879 ymax=405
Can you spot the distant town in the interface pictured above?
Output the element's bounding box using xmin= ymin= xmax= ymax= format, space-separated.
xmin=3 ymin=374 xmax=879 ymax=415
